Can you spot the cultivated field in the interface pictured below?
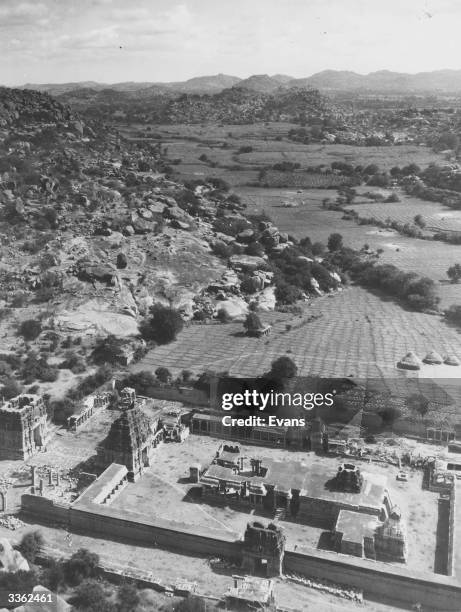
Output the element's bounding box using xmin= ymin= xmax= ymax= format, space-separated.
xmin=238 ymin=186 xmax=461 ymax=308
xmin=133 ymin=287 xmax=461 ymax=380
xmin=348 ymin=189 xmax=461 ymax=234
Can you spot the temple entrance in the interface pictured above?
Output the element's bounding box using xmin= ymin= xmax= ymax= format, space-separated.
xmin=142 ymin=447 xmax=149 ymax=467
xmin=33 ymin=426 xmax=42 ymax=446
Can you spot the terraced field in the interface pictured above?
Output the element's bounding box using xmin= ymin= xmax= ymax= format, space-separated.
xmin=133 ymin=287 xmax=461 ymax=381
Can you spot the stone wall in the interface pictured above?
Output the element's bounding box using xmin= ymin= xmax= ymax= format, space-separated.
xmin=284 ymin=547 xmax=461 ymax=611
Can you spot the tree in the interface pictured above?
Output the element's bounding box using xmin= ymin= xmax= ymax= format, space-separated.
xmin=447 ymin=263 xmax=461 ymax=283
xmin=139 ymin=304 xmax=183 ymax=344
xmin=19 ymin=531 xmax=44 ymax=563
xmin=155 ymin=367 xmax=172 ymax=383
xmin=41 ymin=559 xmax=65 ymax=591
xmin=269 ymin=356 xmax=297 ymax=382
xmin=414 ymin=214 xmax=425 ymax=229
xmin=73 ymin=579 xmax=110 ymax=611
xmin=117 ymin=582 xmax=140 ymax=612
xmin=243 ymin=313 xmax=262 ymax=334
xmin=327 ymin=233 xmax=343 ymax=252
xmin=18 ymin=319 xmax=42 ymax=341
xmin=92 ymin=335 xmax=124 ymax=365
xmin=0 ymin=377 xmax=22 ymax=400
xmin=65 ymin=548 xmax=99 ymax=585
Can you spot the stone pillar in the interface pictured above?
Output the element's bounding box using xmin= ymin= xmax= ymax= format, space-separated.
xmin=31 ymin=466 xmax=37 ymax=487
xmin=39 ymin=479 xmax=44 ymax=496
xmin=56 ymin=471 xmax=60 ymax=486
xmin=48 ymin=470 xmax=53 ymax=486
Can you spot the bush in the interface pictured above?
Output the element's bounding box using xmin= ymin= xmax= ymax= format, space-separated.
xmin=18 ymin=319 xmax=42 ymax=341
xmin=117 ymin=582 xmax=140 ymax=612
xmin=269 ymin=356 xmax=298 ymax=382
xmin=19 ymin=531 xmax=44 ymax=563
xmin=327 ymin=233 xmax=343 ymax=252
xmin=445 ymin=304 xmax=461 ymax=325
xmin=139 ymin=304 xmax=183 ymax=344
xmin=92 ymin=335 xmax=126 ymax=365
xmin=65 ymin=549 xmax=99 ymax=585
xmin=72 ymin=579 xmax=110 ymax=611
xmin=0 ymin=377 xmax=22 ymax=399
xmin=155 ymin=367 xmax=172 ymax=383
xmin=119 ymin=371 xmax=158 ymax=396
xmin=447 ymin=263 xmax=461 ymax=283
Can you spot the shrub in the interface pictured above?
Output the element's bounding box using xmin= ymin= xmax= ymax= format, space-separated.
xmin=117 ymin=582 xmax=140 ymax=612
xmin=18 ymin=319 xmax=42 ymax=341
xmin=327 ymin=233 xmax=343 ymax=252
xmin=139 ymin=304 xmax=183 ymax=344
xmin=72 ymin=579 xmax=110 ymax=611
xmin=155 ymin=367 xmax=172 ymax=383
xmin=65 ymin=549 xmax=99 ymax=585
xmin=447 ymin=263 xmax=461 ymax=283
xmin=119 ymin=371 xmax=158 ymax=396
xmin=19 ymin=531 xmax=44 ymax=563
xmin=0 ymin=377 xmax=22 ymax=399
xmin=269 ymin=356 xmax=298 ymax=382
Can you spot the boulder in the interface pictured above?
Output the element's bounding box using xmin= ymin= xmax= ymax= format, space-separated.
xmin=215 ymin=297 xmax=248 ymax=321
xmin=172 ymin=219 xmax=190 ymax=231
xmin=116 ymin=252 xmax=128 ymax=269
xmin=0 ymin=538 xmax=29 ymax=572
xmin=132 ymin=218 xmax=157 ymax=234
xmin=236 ymin=228 xmax=255 ymax=243
xmin=229 ymin=254 xmax=266 ymax=271
xmin=256 ymin=287 xmax=276 ymax=311
xmin=138 ymin=208 xmax=153 ymax=220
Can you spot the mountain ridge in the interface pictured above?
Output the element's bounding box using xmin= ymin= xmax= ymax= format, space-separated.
xmin=20 ymin=69 xmax=461 ymax=96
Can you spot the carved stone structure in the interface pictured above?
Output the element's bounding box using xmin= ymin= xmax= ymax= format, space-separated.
xmin=242 ymin=521 xmax=285 ymax=577
xmin=0 ymin=394 xmax=50 ymax=460
xmin=373 ymin=506 xmax=408 ymax=563
xmin=96 ymin=387 xmax=162 ymax=481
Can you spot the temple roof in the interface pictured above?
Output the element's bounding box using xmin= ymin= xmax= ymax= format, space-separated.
xmin=103 ymin=406 xmax=152 ymax=454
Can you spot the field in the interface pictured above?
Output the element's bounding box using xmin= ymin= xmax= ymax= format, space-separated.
xmin=349 ymin=188 xmax=461 ymax=234
xmin=133 ymin=287 xmax=461 ymax=381
xmin=124 ymin=123 xmax=447 ymax=189
xmin=237 ymin=186 xmax=461 ymax=308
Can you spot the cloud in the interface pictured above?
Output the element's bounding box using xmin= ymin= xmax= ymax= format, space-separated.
xmin=0 ymin=2 xmax=47 ymax=25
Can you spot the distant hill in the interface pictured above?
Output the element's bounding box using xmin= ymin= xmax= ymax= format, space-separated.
xmin=22 ymin=74 xmax=242 ymax=97
xmin=22 ymin=69 xmax=461 ymax=96
xmin=296 ymin=69 xmax=461 ymax=92
xmin=235 ymin=74 xmax=288 ymax=93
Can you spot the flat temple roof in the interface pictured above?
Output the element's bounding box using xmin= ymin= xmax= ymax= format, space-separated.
xmin=203 ymin=458 xmax=386 ymax=509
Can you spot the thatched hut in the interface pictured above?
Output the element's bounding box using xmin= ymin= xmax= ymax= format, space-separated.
xmin=444 ymin=354 xmax=460 ymax=366
xmin=397 ymin=351 xmax=421 ymax=370
xmin=422 ymin=350 xmax=443 ymax=365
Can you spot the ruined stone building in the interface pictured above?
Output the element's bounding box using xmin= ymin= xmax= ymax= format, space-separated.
xmin=242 ymin=521 xmax=285 ymax=577
xmin=0 ymin=394 xmax=50 ymax=460
xmin=96 ymin=387 xmax=162 ymax=481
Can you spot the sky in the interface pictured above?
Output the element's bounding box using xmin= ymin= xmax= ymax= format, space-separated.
xmin=2 ymin=0 xmax=461 ymax=85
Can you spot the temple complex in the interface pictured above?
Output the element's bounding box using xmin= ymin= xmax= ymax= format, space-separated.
xmin=0 ymin=394 xmax=50 ymax=460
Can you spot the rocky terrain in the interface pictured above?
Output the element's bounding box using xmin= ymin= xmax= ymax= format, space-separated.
xmin=0 ymin=86 xmax=344 ymax=404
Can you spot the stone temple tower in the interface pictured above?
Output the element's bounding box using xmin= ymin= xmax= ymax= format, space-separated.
xmin=97 ymin=387 xmax=155 ymax=481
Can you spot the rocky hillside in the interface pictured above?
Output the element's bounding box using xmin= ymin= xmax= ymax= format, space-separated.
xmin=57 ymin=85 xmax=329 ymax=125
xmin=0 ymin=87 xmax=74 ymax=127
xmin=0 ymin=85 xmax=344 ymax=402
